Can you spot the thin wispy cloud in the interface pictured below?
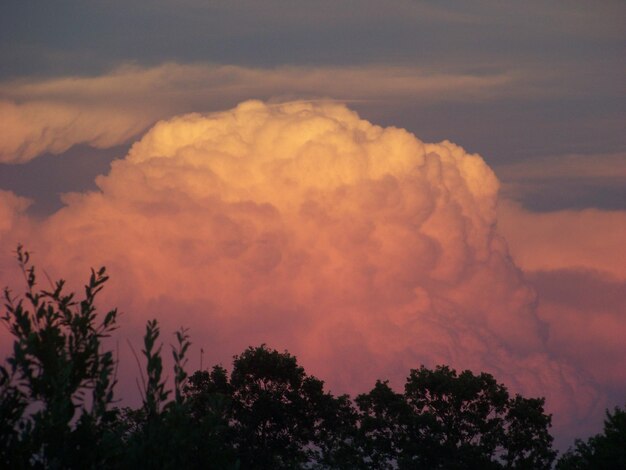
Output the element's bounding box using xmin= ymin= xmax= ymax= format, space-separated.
xmin=0 ymin=62 xmax=560 ymax=163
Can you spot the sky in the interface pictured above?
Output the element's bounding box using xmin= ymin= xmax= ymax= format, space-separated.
xmin=0 ymin=0 xmax=625 ymax=451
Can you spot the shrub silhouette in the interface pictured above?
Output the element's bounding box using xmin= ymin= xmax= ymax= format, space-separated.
xmin=557 ymin=405 xmax=626 ymax=470
xmin=0 ymin=245 xmax=120 ymax=468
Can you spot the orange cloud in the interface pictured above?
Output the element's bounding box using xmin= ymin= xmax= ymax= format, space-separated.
xmin=0 ymin=190 xmax=30 ymax=237
xmin=498 ymin=200 xmax=626 ymax=280
xmin=0 ymin=63 xmax=525 ymax=162
xmin=0 ymin=101 xmax=603 ymax=444
xmin=497 ymin=200 xmax=626 ymax=426
xmin=0 ymin=100 xmax=154 ymax=163
xmin=495 ymin=152 xmax=626 ymax=181
xmin=529 ymin=269 xmax=626 ymax=389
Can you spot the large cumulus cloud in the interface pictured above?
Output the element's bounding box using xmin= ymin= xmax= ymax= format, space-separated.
xmin=0 ymin=101 xmax=601 ymax=445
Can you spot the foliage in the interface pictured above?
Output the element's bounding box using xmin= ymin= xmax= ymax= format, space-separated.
xmin=356 ymin=365 xmax=556 ymax=469
xmin=556 ymin=405 xmax=626 ymax=470
xmin=0 ymin=245 xmax=120 ymax=468
xmin=185 ymin=345 xmax=357 ymax=469
xmin=356 ymin=380 xmax=411 ymax=468
xmin=0 ymin=247 xmax=237 ymax=469
xmin=119 ymin=321 xmax=238 ymax=470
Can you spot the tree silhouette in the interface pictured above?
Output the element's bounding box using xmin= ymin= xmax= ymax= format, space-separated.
xmin=356 ymin=380 xmax=411 ymax=468
xmin=186 ymin=345 xmax=358 ymax=469
xmin=118 ymin=322 xmax=238 ymax=470
xmin=557 ymin=405 xmax=626 ymax=470
xmin=0 ymin=245 xmax=120 ymax=468
xmin=356 ymin=365 xmax=556 ymax=469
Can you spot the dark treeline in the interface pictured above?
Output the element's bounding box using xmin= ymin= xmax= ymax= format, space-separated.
xmin=1 ymin=248 xmax=624 ymax=469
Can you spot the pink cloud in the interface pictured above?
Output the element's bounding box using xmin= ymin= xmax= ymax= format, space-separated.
xmin=497 ymin=200 xmax=626 ymax=441
xmin=529 ymin=269 xmax=626 ymax=389
xmin=497 ymin=200 xmax=626 ymax=280
xmin=0 ymin=101 xmax=608 ymax=446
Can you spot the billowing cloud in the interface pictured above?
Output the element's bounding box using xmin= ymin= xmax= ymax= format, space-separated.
xmin=0 ymin=63 xmax=530 ymax=162
xmin=529 ymin=269 xmax=626 ymax=393
xmin=0 ymin=100 xmax=153 ymax=164
xmin=0 ymin=101 xmax=606 ymax=446
xmin=0 ymin=190 xmax=30 ymax=237
xmin=497 ymin=201 xmax=626 ymax=416
xmin=0 ymin=190 xmax=32 ymax=359
xmin=498 ymin=200 xmax=626 ymax=280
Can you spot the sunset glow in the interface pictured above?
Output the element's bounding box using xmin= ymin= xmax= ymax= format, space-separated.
xmin=1 ymin=0 xmax=624 ymax=455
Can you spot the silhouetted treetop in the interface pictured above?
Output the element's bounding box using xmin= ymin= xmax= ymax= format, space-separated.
xmin=557 ymin=405 xmax=626 ymax=470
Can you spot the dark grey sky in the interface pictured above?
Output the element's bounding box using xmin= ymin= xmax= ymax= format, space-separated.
xmin=2 ymin=1 xmax=623 ymax=73
xmin=0 ymin=0 xmax=624 ymax=213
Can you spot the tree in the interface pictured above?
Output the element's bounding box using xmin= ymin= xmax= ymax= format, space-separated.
xmin=502 ymin=394 xmax=556 ymax=468
xmin=356 ymin=380 xmax=413 ymax=468
xmin=356 ymin=365 xmax=556 ymax=469
xmin=0 ymin=246 xmax=236 ymax=469
xmin=185 ymin=345 xmax=360 ymax=469
xmin=309 ymin=389 xmax=362 ymax=469
xmin=557 ymin=405 xmax=626 ymax=470
xmin=118 ymin=321 xmax=238 ymax=470
xmin=0 ymin=245 xmax=121 ymax=468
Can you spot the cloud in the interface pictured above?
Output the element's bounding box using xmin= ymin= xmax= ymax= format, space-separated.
xmin=497 ymin=201 xmax=626 ymax=426
xmin=498 ymin=200 xmax=626 ymax=280
xmin=493 ymin=153 xmax=626 ymax=211
xmin=496 ymin=152 xmax=626 ymax=181
xmin=0 ymin=100 xmax=153 ymax=164
xmin=528 ymin=269 xmax=626 ymax=391
xmin=0 ymin=63 xmax=530 ymax=163
xmin=0 ymin=190 xmax=30 ymax=237
xmin=0 ymin=190 xmax=32 ymax=360
xmin=0 ymin=101 xmax=605 ymax=447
